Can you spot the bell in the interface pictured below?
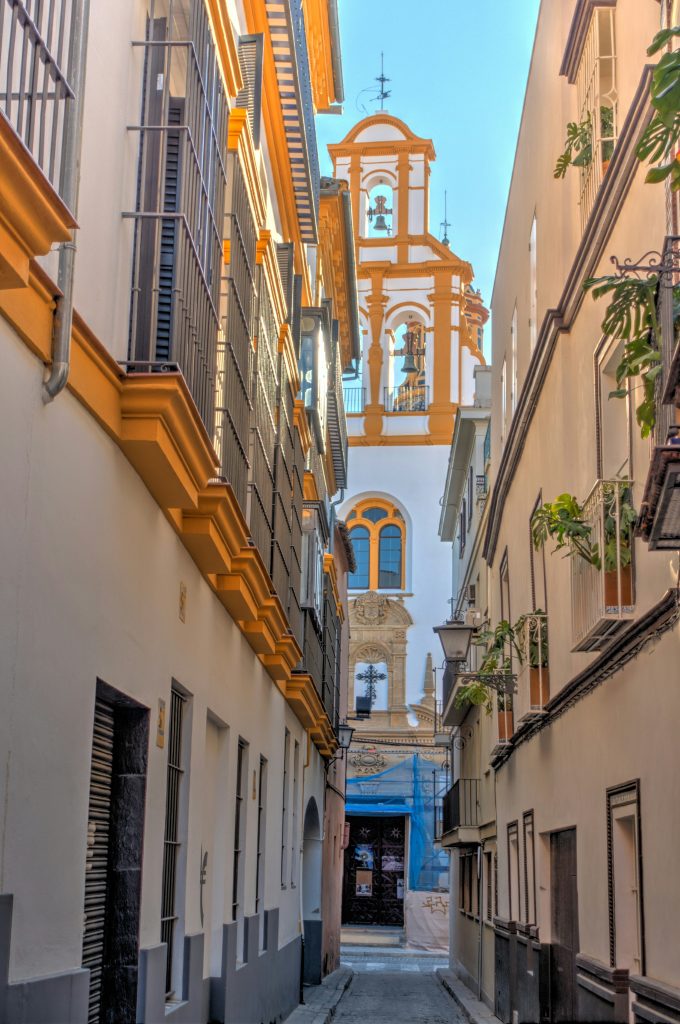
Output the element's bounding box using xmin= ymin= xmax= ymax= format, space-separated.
xmin=373 ymin=214 xmax=389 ymax=232
xmin=402 ymin=353 xmax=418 ymax=375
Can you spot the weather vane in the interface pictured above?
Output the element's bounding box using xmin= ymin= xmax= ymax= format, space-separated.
xmin=355 ymin=52 xmax=391 ymax=115
xmin=440 ymin=190 xmax=451 ymax=248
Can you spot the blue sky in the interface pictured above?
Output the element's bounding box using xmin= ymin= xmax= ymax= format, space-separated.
xmin=316 ymin=0 xmax=541 ymax=347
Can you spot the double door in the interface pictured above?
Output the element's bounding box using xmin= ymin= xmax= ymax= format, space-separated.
xmin=342 ymin=815 xmax=405 ymax=927
xmin=550 ymin=828 xmax=579 ymax=1023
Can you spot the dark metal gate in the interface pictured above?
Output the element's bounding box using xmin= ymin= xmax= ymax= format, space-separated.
xmin=342 ymin=815 xmax=406 ymax=927
xmin=82 ymin=696 xmax=115 ymax=1024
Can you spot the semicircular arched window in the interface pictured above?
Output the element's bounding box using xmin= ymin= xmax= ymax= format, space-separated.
xmin=345 ymin=499 xmax=406 ymax=591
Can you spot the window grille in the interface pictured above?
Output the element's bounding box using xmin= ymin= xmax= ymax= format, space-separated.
xmin=575 ymin=8 xmax=617 ymax=231
xmin=161 ymin=687 xmax=186 ymax=997
xmin=255 ymin=757 xmax=267 ymax=913
xmin=280 ymin=730 xmax=290 ymax=887
xmin=0 ymin=0 xmax=77 ymax=204
xmin=128 ymin=0 xmax=228 ymax=437
xmin=232 ymin=739 xmax=247 ymax=920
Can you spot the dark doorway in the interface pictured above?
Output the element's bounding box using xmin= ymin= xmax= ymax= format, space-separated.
xmin=82 ymin=682 xmax=149 ymax=1024
xmin=550 ymin=828 xmax=579 ymax=1023
xmin=342 ymin=815 xmax=405 ymax=927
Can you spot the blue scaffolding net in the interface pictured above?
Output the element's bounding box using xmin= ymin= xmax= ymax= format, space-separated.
xmin=345 ymin=753 xmax=449 ymax=891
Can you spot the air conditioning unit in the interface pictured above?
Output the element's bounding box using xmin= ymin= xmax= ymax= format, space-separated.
xmin=465 ymin=609 xmax=483 ymax=628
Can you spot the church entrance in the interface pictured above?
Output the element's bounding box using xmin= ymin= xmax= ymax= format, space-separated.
xmin=341 ymin=815 xmax=406 ymax=927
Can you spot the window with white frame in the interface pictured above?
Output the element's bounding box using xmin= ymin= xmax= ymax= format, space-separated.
xmin=301 ymin=504 xmax=326 ymax=625
xmin=575 ymin=8 xmax=618 ymax=229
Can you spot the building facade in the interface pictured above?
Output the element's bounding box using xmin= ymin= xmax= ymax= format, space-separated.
xmin=0 ymin=1 xmax=359 ymax=1022
xmin=326 ymin=111 xmax=487 ymax=946
xmin=441 ymin=2 xmax=680 ymax=1022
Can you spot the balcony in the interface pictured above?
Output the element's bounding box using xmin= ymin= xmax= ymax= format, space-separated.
xmin=0 ymin=0 xmax=76 ymax=205
xmin=301 ymin=607 xmax=324 ymax=697
xmin=384 ymin=384 xmax=429 ymax=413
xmin=476 ymin=473 xmax=488 ymax=506
xmin=441 ymin=779 xmax=480 ymax=847
xmin=571 ymin=480 xmax=635 ymax=652
xmin=343 ymin=386 xmax=365 ymax=414
xmin=515 ymin=614 xmax=549 ymax=725
xmin=490 ymin=698 xmax=514 ymax=761
xmin=264 ymin=0 xmax=320 ymax=243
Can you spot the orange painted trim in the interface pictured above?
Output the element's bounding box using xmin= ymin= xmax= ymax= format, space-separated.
xmin=293 ymin=399 xmax=312 ymax=456
xmin=304 ymin=470 xmax=320 ymax=502
xmin=323 ymin=553 xmax=344 ymax=623
xmin=329 ymin=112 xmax=436 ymax=157
xmin=204 ymin=0 xmax=243 ymax=97
xmin=345 ymin=499 xmax=406 ymax=590
xmin=256 ymin=229 xmax=287 ymax=327
xmin=0 ymin=114 xmax=76 ymax=288
xmin=285 ymin=673 xmax=337 ymax=756
xmin=304 ymin=0 xmax=340 ymax=110
xmin=348 ymin=432 xmax=455 ymax=448
xmin=0 ymin=259 xmax=335 ymax=753
xmin=227 ymin=108 xmax=267 ymax=228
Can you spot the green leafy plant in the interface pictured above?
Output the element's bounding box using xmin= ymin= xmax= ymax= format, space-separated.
xmin=637 ymin=27 xmax=680 ymax=190
xmin=583 ymin=274 xmax=662 ymax=438
xmin=554 ymin=114 xmax=593 ymax=178
xmin=531 ymin=493 xmax=596 ymax=563
xmin=454 ymin=620 xmax=519 ymax=715
xmin=531 ymin=487 xmax=636 ymax=572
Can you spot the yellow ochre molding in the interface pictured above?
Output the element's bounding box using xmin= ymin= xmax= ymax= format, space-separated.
xmin=256 ymin=229 xmax=287 ymax=328
xmin=304 ymin=470 xmax=320 ymax=502
xmin=323 ymin=553 xmax=345 ymax=623
xmin=0 ymin=115 xmax=76 ymax=288
xmin=278 ymin=323 xmax=300 ymax=397
xmin=227 ymin=108 xmax=267 ymax=229
xmin=0 ymin=260 xmax=336 ymax=754
xmin=294 ymin=399 xmax=312 ymax=456
xmin=204 ymin=0 xmax=243 ymax=97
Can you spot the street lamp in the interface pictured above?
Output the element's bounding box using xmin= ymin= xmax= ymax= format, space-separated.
xmin=327 ymin=721 xmax=356 ymax=770
xmin=433 ymin=620 xmax=475 ymax=664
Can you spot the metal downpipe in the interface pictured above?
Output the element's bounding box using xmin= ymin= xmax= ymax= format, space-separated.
xmin=43 ymin=0 xmax=90 ymax=403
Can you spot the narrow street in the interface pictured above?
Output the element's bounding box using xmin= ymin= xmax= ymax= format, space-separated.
xmin=333 ymin=971 xmax=465 ymax=1024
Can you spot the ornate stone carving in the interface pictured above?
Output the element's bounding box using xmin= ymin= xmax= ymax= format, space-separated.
xmin=354 ymin=643 xmax=389 ymax=664
xmin=350 ymin=591 xmax=413 ymax=627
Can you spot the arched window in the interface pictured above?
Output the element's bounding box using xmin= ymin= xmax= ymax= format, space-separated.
xmin=348 ymin=526 xmax=370 ymax=589
xmin=346 ymin=499 xmax=406 ymax=590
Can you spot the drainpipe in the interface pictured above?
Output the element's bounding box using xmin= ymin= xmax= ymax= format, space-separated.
xmin=43 ymin=0 xmax=90 ymax=403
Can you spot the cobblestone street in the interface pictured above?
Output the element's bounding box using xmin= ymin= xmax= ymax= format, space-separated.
xmin=331 ymin=971 xmax=466 ymax=1023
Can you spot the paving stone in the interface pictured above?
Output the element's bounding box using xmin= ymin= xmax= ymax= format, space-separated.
xmin=330 ymin=971 xmax=467 ymax=1024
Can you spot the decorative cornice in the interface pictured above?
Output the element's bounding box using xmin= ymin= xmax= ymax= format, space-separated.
xmin=0 ymin=112 xmax=76 ymax=288
xmin=329 ymin=112 xmax=435 ymax=157
xmin=560 ymin=0 xmax=617 ymax=84
xmin=484 ymin=68 xmax=654 ymax=564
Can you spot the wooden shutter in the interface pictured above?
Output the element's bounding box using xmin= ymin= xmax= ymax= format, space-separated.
xmin=237 ymin=35 xmax=264 ymax=148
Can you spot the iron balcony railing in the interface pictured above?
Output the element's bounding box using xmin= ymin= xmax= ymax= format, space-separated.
xmin=476 ymin=474 xmax=488 ymax=502
xmin=264 ymin=0 xmax=319 ymax=243
xmin=127 ymin=2 xmax=228 ymax=438
xmin=571 ymin=479 xmax=636 ymax=652
xmin=343 ymin=386 xmax=365 ymax=414
xmin=515 ymin=613 xmax=549 ymax=724
xmin=442 ymin=779 xmax=480 ymax=835
xmin=384 ymin=384 xmax=429 ymax=413
xmin=301 ymin=607 xmax=324 ymax=698
xmin=327 ymin=339 xmax=348 ymax=488
xmin=0 ymin=0 xmax=78 ymax=203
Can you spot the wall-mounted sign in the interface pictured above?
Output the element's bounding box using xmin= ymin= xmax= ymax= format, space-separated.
xmin=355 ymin=844 xmax=374 ymax=869
xmin=356 ymin=870 xmax=373 ymax=896
xmin=156 ymin=698 xmax=166 ymax=748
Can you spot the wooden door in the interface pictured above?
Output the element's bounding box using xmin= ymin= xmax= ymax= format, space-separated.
xmin=342 ymin=816 xmax=405 ymax=927
xmin=550 ymin=828 xmax=579 ymax=1023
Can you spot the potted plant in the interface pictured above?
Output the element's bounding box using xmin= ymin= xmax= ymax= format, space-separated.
xmin=600 ymin=104 xmax=615 ymax=174
xmin=600 ymin=483 xmax=636 ymax=607
xmin=515 ymin=611 xmax=549 ymax=709
xmin=497 ymin=690 xmax=514 ymax=743
xmin=531 ymin=488 xmax=636 ymax=609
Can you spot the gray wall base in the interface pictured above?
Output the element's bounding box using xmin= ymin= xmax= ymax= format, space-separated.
xmin=210 ymin=910 xmax=302 ymax=1024
xmin=137 ymin=933 xmax=209 ymax=1024
xmin=303 ymin=920 xmax=322 ymax=986
xmin=0 ymin=894 xmax=89 ymax=1024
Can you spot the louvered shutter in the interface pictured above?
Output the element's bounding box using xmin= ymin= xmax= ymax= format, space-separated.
xmin=236 ymin=34 xmax=264 ymax=148
xmin=82 ymin=697 xmax=115 ymax=1024
xmin=276 ymin=242 xmax=295 ymax=324
xmin=291 ymin=274 xmax=303 ymax=358
xmin=155 ymin=98 xmax=183 ymax=361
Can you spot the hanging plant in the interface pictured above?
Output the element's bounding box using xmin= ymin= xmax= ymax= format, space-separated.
xmin=454 ymin=620 xmax=519 ymax=715
xmin=531 ymin=487 xmax=636 ymax=572
xmin=637 ymin=27 xmax=680 ymax=190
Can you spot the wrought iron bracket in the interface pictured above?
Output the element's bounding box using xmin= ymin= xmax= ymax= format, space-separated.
xmin=456 ymin=671 xmax=517 ymax=695
xmin=610 ymin=236 xmax=680 ymax=286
